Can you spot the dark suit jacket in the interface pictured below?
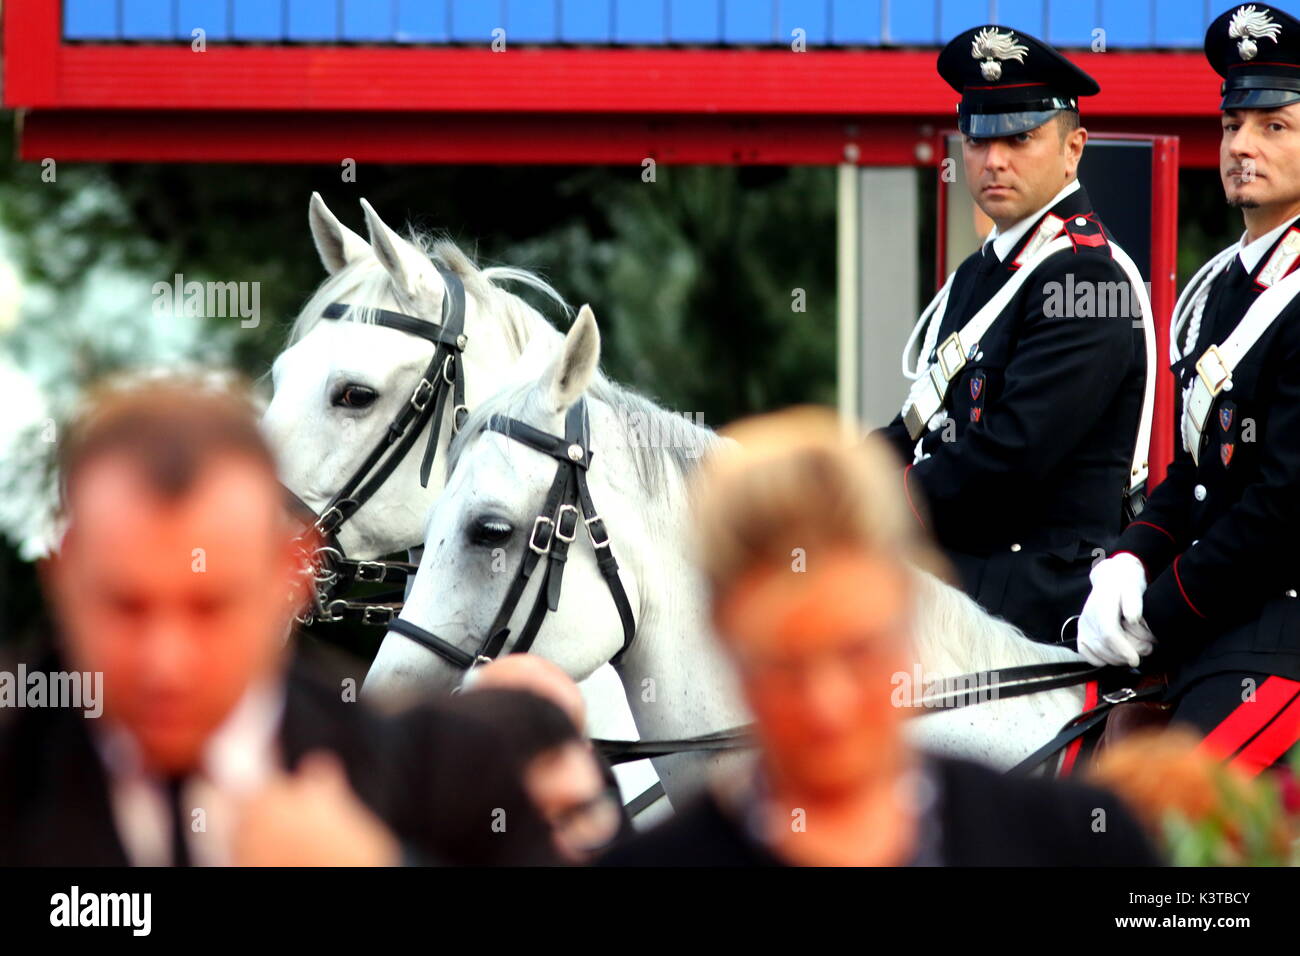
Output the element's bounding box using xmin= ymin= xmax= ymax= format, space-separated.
xmin=598 ymin=754 xmax=1161 ymax=867
xmin=1114 ymin=225 xmax=1300 ymax=690
xmin=878 ymin=185 xmax=1147 ymax=644
xmin=0 ymin=646 xmax=555 ymax=866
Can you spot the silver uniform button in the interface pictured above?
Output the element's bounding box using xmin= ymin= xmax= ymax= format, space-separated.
xmin=1075 ymin=217 xmax=1087 ymax=226
xmin=1287 ymin=589 xmax=1298 ymax=598
xmin=1010 ymin=543 xmax=1022 ymax=552
xmin=1194 ymin=484 xmax=1207 ymax=501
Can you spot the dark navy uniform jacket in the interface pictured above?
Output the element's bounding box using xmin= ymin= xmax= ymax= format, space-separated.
xmin=879 ymin=183 xmax=1147 ymax=644
xmin=1116 ymin=219 xmax=1300 ymax=692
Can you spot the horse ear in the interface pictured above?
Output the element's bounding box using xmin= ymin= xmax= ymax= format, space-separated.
xmin=309 ymin=192 xmax=369 ymax=274
xmin=360 ymin=198 xmax=443 ymax=315
xmin=546 ymin=305 xmax=601 ymax=413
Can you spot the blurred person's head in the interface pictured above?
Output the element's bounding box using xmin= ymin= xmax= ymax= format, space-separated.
xmin=43 ymin=375 xmax=311 ymax=774
xmin=448 ymin=688 xmax=621 ymax=863
xmin=1088 ymin=728 xmax=1293 ymax=863
xmin=461 ymin=653 xmax=588 ymax=733
xmin=691 ymin=407 xmax=943 ymax=802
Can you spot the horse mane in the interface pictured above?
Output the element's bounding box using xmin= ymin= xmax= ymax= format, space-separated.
xmin=909 ymin=569 xmax=1080 ymax=676
xmin=449 ymin=373 xmax=721 ymax=497
xmin=286 ymin=231 xmax=568 ymax=354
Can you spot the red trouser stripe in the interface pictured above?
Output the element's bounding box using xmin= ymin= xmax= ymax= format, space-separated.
xmin=1199 ymin=676 xmax=1300 ymax=765
xmin=1229 ymin=687 xmax=1300 ymax=777
xmin=1059 ymin=680 xmax=1099 ymax=777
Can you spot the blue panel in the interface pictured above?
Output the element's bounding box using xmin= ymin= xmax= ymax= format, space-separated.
xmin=397 ymin=0 xmax=450 ymax=42
xmin=992 ymin=0 xmax=1044 ymax=38
xmin=232 ymin=0 xmax=285 ymax=39
xmin=1047 ymin=0 xmax=1096 ymax=47
xmin=778 ymin=0 xmax=829 ymax=46
xmin=65 ymin=0 xmax=119 ymax=38
xmin=343 ymin=0 xmax=395 ymax=40
xmin=506 ymin=0 xmax=559 ymax=41
xmin=615 ymin=0 xmax=667 ymax=43
xmin=287 ymin=0 xmax=338 ymax=41
xmin=1153 ymin=0 xmax=1204 ymax=48
xmin=722 ymin=0 xmax=773 ymax=43
xmin=886 ymin=0 xmax=936 ymax=44
xmin=561 ymin=0 xmax=613 ymax=42
xmin=830 ymin=0 xmax=881 ymax=44
xmin=939 ymin=0 xmax=990 ymax=42
xmin=1099 ymin=0 xmax=1150 ymax=49
xmin=177 ymin=0 xmax=229 ymax=39
xmin=451 ymin=0 xmax=502 ymax=41
xmin=122 ymin=0 xmax=172 ymax=38
xmin=669 ymin=0 xmax=721 ymax=42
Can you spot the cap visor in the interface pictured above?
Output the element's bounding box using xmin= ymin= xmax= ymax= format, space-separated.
xmin=1221 ymin=88 xmax=1300 ymax=110
xmin=960 ymin=109 xmax=1063 ymax=138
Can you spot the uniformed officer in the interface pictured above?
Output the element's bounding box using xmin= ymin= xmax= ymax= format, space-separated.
xmin=1080 ymin=4 xmax=1300 ymax=773
xmin=879 ymin=25 xmax=1153 ymax=645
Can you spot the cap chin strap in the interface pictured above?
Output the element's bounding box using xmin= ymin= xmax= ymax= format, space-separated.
xmin=388 ymin=398 xmax=638 ymax=673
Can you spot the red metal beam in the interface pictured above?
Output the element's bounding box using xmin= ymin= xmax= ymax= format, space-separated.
xmin=18 ymin=110 xmax=938 ymax=165
xmin=1148 ymin=135 xmax=1181 ymax=486
xmin=14 ymin=109 xmax=1226 ymax=168
xmin=2 ymin=0 xmax=1224 ymax=118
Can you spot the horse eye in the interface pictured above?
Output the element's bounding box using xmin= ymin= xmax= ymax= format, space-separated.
xmin=333 ymin=384 xmax=377 ymax=409
xmin=468 ymin=516 xmax=514 ymax=547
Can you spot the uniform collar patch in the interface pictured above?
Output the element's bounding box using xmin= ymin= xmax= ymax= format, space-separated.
xmin=1255 ymin=226 xmax=1300 ymax=287
xmin=1012 ymin=213 xmax=1066 ymax=269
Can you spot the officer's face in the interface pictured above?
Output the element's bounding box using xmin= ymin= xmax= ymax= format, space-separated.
xmin=963 ymin=116 xmax=1086 ymax=228
xmin=1221 ymin=105 xmax=1300 ymax=210
xmin=47 ymin=453 xmax=301 ymax=774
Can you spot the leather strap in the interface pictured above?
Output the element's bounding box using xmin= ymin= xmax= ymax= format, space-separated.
xmin=1008 ymin=683 xmax=1165 ymax=776
xmin=389 ymin=398 xmax=638 ymax=670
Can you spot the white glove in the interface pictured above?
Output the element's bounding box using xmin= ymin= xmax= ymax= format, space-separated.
xmin=1077 ymin=553 xmax=1156 ymax=668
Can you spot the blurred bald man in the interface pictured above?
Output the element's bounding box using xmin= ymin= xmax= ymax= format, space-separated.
xmin=0 ymin=375 xmax=550 ymax=866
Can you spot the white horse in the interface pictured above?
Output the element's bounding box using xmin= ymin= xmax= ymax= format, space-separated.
xmin=365 ymin=306 xmax=1088 ymax=807
xmin=261 ymin=196 xmax=644 ymax=764
xmin=263 ymin=193 xmax=566 ymax=561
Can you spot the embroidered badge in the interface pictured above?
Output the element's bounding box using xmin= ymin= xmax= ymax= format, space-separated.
xmin=968 ymin=371 xmax=987 ymax=423
xmin=1222 ymin=443 xmax=1235 ymax=467
xmin=1255 ymin=227 xmax=1300 ymax=288
xmin=970 ymin=27 xmax=1029 ymax=82
xmin=1220 ymin=406 xmax=1234 ymax=431
xmin=1229 ymin=5 xmax=1282 ymax=61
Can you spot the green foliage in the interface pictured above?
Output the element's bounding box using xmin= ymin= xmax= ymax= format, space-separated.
xmin=1162 ymin=748 xmax=1300 ymax=866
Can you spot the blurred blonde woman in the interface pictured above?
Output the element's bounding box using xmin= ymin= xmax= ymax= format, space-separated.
xmin=601 ymin=407 xmax=1158 ymax=867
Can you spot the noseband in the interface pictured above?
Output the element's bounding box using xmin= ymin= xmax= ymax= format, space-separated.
xmin=388 ymin=398 xmax=638 ymax=671
xmin=287 ymin=263 xmax=467 ymax=626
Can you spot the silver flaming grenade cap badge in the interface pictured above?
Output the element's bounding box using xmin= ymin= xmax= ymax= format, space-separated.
xmin=1229 ymin=5 xmax=1282 ymax=61
xmin=970 ymin=27 xmax=1029 ymax=82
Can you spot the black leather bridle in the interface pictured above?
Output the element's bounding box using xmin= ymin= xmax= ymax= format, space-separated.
xmin=287 ymin=264 xmax=468 ymax=627
xmin=387 ymin=398 xmax=638 ymax=671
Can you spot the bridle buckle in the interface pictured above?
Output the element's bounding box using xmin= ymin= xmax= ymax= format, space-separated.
xmin=362 ymin=605 xmax=395 ymax=627
xmin=528 ymin=515 xmax=555 ymax=554
xmin=355 ymin=560 xmax=387 ymax=583
xmin=410 ymin=378 xmax=437 ymax=412
xmin=555 ymin=504 xmax=580 ymax=543
xmin=585 ymin=514 xmax=611 ymax=549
